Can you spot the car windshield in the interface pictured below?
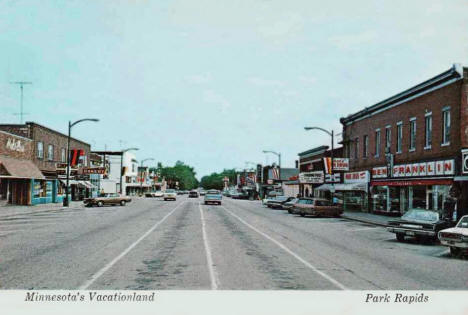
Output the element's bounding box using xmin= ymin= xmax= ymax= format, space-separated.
xmin=166 ymin=189 xmax=175 ymax=193
xmin=207 ymin=190 xmax=220 ymax=194
xmin=298 ymin=199 xmax=312 ymax=204
xmin=287 ymin=198 xmax=298 ymax=203
xmin=402 ymin=210 xmax=439 ymax=222
xmin=456 ymin=216 xmax=468 ymax=228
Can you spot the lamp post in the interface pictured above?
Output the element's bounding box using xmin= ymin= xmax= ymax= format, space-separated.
xmin=120 ymin=147 xmax=139 ymax=195
xmin=63 ymin=118 xmax=99 ymax=207
xmin=304 ymin=126 xmax=335 ymax=200
xmin=139 ymin=158 xmax=155 ymax=196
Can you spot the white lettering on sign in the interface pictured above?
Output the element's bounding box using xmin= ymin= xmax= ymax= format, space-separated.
xmin=391 ymin=160 xmax=454 ymax=178
xmin=6 ymin=138 xmax=25 ymax=152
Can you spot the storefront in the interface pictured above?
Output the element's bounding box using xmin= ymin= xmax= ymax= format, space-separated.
xmin=299 ymin=171 xmax=325 ymax=197
xmin=370 ymin=159 xmax=455 ymax=216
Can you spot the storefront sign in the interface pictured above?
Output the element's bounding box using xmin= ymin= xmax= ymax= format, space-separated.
xmin=344 ymin=171 xmax=369 ymax=183
xmin=325 ymin=173 xmax=341 ymax=183
xmin=299 ymin=171 xmax=324 ymax=184
xmin=82 ymin=167 xmax=106 ymax=175
xmin=323 ymin=158 xmax=349 ymax=173
xmin=372 ymin=166 xmax=388 ymax=178
xmin=462 ymin=150 xmax=468 ymax=174
xmin=392 ymin=159 xmax=454 ymax=177
xmin=6 ymin=138 xmax=25 ymax=152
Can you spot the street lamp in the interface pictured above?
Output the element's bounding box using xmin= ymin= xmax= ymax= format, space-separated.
xmin=120 ymin=147 xmax=139 ymax=195
xmin=304 ymin=126 xmax=335 ymax=198
xmin=63 ymin=118 xmax=99 ymax=207
xmin=139 ymin=158 xmax=155 ymax=195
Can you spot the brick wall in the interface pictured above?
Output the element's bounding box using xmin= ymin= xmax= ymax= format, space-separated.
xmin=342 ymin=81 xmax=464 ymax=171
xmin=0 ymin=130 xmax=33 ymax=160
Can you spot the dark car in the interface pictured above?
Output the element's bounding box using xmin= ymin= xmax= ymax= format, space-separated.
xmin=266 ymin=196 xmax=295 ymax=209
xmin=189 ymin=190 xmax=199 ymax=198
xmin=232 ymin=190 xmax=249 ymax=200
xmin=387 ymin=209 xmax=454 ymax=243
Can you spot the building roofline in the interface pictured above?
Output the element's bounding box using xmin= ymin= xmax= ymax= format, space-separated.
xmin=298 ymin=145 xmax=329 ymax=157
xmin=340 ymin=64 xmax=465 ymax=124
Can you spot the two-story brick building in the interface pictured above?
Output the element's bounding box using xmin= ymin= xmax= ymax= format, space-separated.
xmin=340 ymin=64 xmax=468 ymax=220
xmin=0 ymin=122 xmax=94 ymax=204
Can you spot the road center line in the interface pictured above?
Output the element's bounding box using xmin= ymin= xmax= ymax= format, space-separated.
xmin=199 ymin=202 xmax=219 ymax=290
xmin=78 ymin=201 xmax=186 ymax=290
xmin=220 ymin=205 xmax=348 ymax=290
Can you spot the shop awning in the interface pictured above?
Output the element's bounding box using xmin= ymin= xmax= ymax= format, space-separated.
xmin=0 ymin=155 xmax=45 ymax=179
xmin=315 ymin=183 xmax=368 ymax=192
xmin=371 ymin=178 xmax=453 ymax=186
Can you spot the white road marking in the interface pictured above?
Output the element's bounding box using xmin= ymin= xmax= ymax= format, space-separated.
xmin=349 ymin=227 xmax=378 ymax=232
xmin=221 ymin=205 xmax=348 ymax=290
xmin=199 ymin=203 xmax=219 ymax=290
xmin=78 ymin=201 xmax=186 ymax=290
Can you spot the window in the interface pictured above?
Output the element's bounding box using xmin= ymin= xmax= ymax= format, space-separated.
xmin=363 ymin=135 xmax=368 ymax=158
xmin=385 ymin=126 xmax=391 ymax=152
xmin=442 ymin=108 xmax=451 ymax=145
xmin=409 ymin=118 xmax=416 ymax=151
xmin=354 ymin=138 xmax=359 ymax=159
xmin=375 ymin=129 xmax=381 ymax=157
xmin=37 ymin=142 xmax=44 ymax=159
xmin=425 ymin=113 xmax=432 ymax=148
xmin=47 ymin=144 xmax=54 ymax=161
xmin=61 ymin=148 xmax=66 ymax=162
xmin=396 ymin=122 xmax=403 ymax=153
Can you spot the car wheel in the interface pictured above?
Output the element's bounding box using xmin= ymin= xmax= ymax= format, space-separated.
xmin=97 ymin=201 xmax=104 ymax=207
xmin=396 ymin=233 xmax=405 ymax=242
xmin=120 ymin=200 xmax=126 ymax=206
xmin=450 ymin=247 xmax=461 ymax=257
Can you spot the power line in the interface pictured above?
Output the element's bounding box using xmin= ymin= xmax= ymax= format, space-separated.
xmin=10 ymin=81 xmax=32 ymax=124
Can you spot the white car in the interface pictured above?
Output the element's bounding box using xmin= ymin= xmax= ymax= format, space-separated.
xmin=163 ymin=189 xmax=177 ymax=201
xmin=153 ymin=191 xmax=164 ymax=198
xmin=438 ymin=215 xmax=468 ymax=257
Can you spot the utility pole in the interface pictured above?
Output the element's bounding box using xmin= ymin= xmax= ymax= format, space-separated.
xmin=10 ymin=81 xmax=32 ymax=124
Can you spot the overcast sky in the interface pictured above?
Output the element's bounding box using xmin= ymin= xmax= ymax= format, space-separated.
xmin=1 ymin=0 xmax=467 ymax=178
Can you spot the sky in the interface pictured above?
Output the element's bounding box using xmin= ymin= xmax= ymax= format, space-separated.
xmin=0 ymin=0 xmax=467 ymax=179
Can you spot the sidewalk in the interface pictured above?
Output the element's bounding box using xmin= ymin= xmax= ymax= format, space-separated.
xmin=0 ymin=201 xmax=84 ymax=218
xmin=341 ymin=211 xmax=399 ymax=227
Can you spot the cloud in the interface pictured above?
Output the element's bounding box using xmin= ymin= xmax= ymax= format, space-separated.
xmin=184 ymin=73 xmax=212 ymax=84
xmin=247 ymin=77 xmax=285 ymax=87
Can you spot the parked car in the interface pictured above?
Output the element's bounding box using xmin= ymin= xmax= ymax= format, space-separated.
xmin=153 ymin=191 xmax=164 ymax=198
xmin=232 ymin=190 xmax=249 ymax=200
xmin=283 ymin=198 xmax=299 ymax=213
xmin=438 ymin=215 xmax=468 ymax=256
xmin=292 ymin=198 xmax=342 ymax=217
xmin=176 ymin=190 xmax=184 ymax=195
xmin=387 ymin=209 xmax=453 ymax=243
xmin=266 ymin=196 xmax=295 ymax=209
xmin=164 ymin=189 xmax=177 ymax=201
xmin=84 ymin=193 xmax=132 ymax=207
xmin=204 ymin=189 xmax=222 ymax=205
xmin=199 ymin=190 xmax=206 ymax=196
xmin=262 ymin=195 xmax=284 ymax=206
xmin=189 ymin=190 xmax=199 ymax=198
xmin=222 ymin=190 xmax=231 ymax=197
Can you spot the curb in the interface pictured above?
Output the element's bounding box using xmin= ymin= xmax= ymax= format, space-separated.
xmin=341 ymin=214 xmax=389 ymax=227
xmin=0 ymin=205 xmax=84 ymax=219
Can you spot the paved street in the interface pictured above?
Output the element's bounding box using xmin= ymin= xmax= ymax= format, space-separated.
xmin=0 ymin=196 xmax=466 ymax=290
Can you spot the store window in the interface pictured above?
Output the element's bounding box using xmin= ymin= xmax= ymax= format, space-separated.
xmin=375 ymin=129 xmax=381 ymax=157
xmin=396 ymin=122 xmax=402 ymax=153
xmin=385 ymin=126 xmax=391 ymax=152
xmin=37 ymin=142 xmax=44 ymax=159
xmin=47 ymin=144 xmax=54 ymax=161
xmin=425 ymin=113 xmax=432 ymax=148
xmin=372 ymin=186 xmax=388 ymax=211
xmin=363 ymin=135 xmax=368 ymax=158
xmin=409 ymin=118 xmax=416 ymax=151
xmin=354 ymin=138 xmax=359 ymax=159
xmin=61 ymin=148 xmax=66 ymax=162
xmin=442 ymin=108 xmax=451 ymax=145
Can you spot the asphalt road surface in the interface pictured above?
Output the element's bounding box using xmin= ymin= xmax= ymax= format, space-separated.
xmin=0 ymin=196 xmax=466 ymax=290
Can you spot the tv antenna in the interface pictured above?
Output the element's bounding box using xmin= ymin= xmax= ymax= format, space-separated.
xmin=10 ymin=81 xmax=32 ymax=124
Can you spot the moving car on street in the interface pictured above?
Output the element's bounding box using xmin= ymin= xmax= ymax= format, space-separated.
xmin=292 ymin=198 xmax=342 ymax=217
xmin=266 ymin=196 xmax=295 ymax=209
xmin=438 ymin=215 xmax=468 ymax=257
xmin=164 ymin=189 xmax=177 ymax=201
xmin=232 ymin=190 xmax=249 ymax=200
xmin=145 ymin=191 xmax=164 ymax=198
xmin=204 ymin=189 xmax=222 ymax=205
xmin=84 ymin=193 xmax=132 ymax=207
xmin=283 ymin=198 xmax=299 ymax=213
xmin=387 ymin=209 xmax=453 ymax=243
xmin=189 ymin=190 xmax=199 ymax=198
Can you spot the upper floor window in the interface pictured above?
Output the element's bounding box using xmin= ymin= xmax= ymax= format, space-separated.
xmin=396 ymin=122 xmax=403 ymax=153
xmin=409 ymin=118 xmax=416 ymax=151
xmin=385 ymin=126 xmax=391 ymax=152
xmin=61 ymin=148 xmax=66 ymax=163
xmin=425 ymin=113 xmax=432 ymax=149
xmin=442 ymin=108 xmax=451 ymax=145
xmin=363 ymin=135 xmax=368 ymax=158
xmin=47 ymin=144 xmax=54 ymax=161
xmin=354 ymin=138 xmax=359 ymax=159
xmin=375 ymin=129 xmax=381 ymax=157
xmin=37 ymin=142 xmax=44 ymax=159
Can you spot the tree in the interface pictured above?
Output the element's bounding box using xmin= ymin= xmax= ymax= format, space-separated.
xmin=150 ymin=161 xmax=199 ymax=190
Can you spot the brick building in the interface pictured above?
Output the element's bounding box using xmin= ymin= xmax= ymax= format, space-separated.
xmin=0 ymin=122 xmax=94 ymax=204
xmin=340 ymin=64 xmax=468 ymax=220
